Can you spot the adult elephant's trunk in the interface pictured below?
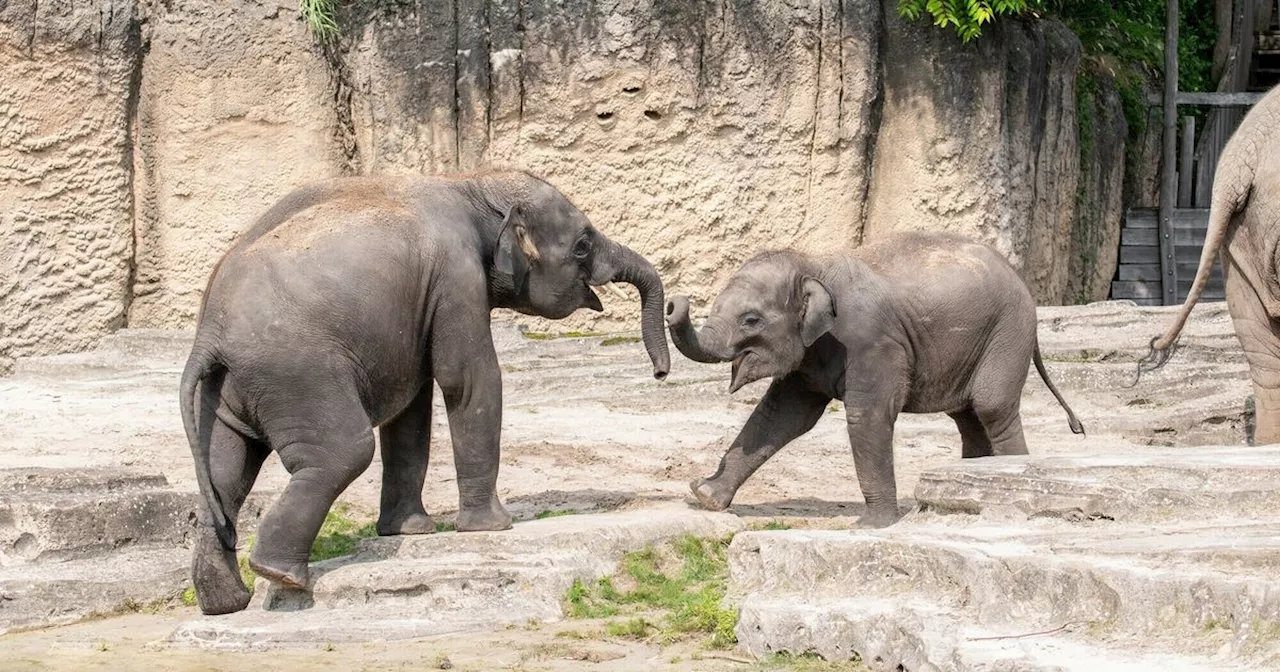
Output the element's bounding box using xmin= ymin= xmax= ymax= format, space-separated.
xmin=589 ymin=239 xmax=671 ymax=380
xmin=664 ymin=296 xmax=735 ymax=363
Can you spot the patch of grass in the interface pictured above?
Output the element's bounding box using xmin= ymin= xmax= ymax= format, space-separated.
xmin=534 ymin=509 xmax=579 ymax=520
xmin=1202 ymin=616 xmax=1230 ymax=632
xmin=750 ymin=520 xmax=793 ymax=531
xmin=755 ymin=652 xmax=868 ymax=671
xmin=435 ymin=520 xmax=456 ymax=532
xmin=601 ymin=335 xmax=642 ymax=347
xmin=180 ymin=586 xmax=198 ymax=607
xmin=521 ymin=330 xmax=606 ymax=340
xmin=562 ymin=534 xmax=739 ymax=648
xmin=299 ymin=0 xmax=340 ymax=42
xmin=606 ymin=616 xmax=656 ymax=638
xmin=310 ymin=503 xmax=378 ymax=561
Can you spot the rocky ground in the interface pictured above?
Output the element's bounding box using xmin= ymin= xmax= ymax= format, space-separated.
xmin=1 ymin=300 xmax=1276 ymax=670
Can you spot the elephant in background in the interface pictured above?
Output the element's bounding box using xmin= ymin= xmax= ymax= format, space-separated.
xmin=1141 ymin=84 xmax=1280 ymax=443
xmin=180 ymin=170 xmax=670 ymax=615
xmin=665 ymin=232 xmax=1083 ymax=527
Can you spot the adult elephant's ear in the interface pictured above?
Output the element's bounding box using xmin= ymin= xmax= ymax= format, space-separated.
xmin=800 ymin=276 xmax=835 ymax=346
xmin=496 ymin=205 xmax=536 ymax=296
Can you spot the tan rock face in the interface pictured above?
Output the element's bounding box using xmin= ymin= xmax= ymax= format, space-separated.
xmin=0 ymin=1 xmax=138 ymax=373
xmin=127 ymin=0 xmax=344 ymax=328
xmin=0 ymin=0 xmax=1130 ymax=366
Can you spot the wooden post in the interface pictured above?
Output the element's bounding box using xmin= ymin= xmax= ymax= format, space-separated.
xmin=1179 ymin=115 xmax=1195 ymax=208
xmin=1160 ymin=0 xmax=1180 ymax=305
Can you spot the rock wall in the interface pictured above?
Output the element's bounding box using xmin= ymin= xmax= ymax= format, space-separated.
xmin=129 ymin=0 xmax=344 ymax=327
xmin=0 ymin=0 xmax=1133 ymax=369
xmin=0 ymin=0 xmax=140 ymax=372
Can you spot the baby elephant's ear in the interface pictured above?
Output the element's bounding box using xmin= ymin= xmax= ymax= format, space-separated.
xmin=496 ymin=206 xmax=532 ymax=296
xmin=800 ymin=276 xmax=836 ymax=347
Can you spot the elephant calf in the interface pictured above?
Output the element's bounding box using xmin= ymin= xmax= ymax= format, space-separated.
xmin=180 ymin=170 xmax=670 ymax=615
xmin=665 ymin=231 xmax=1083 ymax=527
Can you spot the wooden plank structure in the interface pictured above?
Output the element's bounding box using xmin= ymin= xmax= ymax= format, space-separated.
xmin=1110 ymin=0 xmax=1277 ymax=305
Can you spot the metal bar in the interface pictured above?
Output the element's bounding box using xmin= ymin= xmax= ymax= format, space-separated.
xmin=1159 ymin=0 xmax=1179 ymax=305
xmin=1178 ymin=115 xmax=1195 ymax=208
xmin=1144 ymin=91 xmax=1267 ymax=106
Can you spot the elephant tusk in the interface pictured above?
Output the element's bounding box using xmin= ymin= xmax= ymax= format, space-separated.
xmin=605 ymin=282 xmax=630 ymax=300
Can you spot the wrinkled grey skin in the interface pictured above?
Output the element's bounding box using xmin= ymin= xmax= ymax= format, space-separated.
xmin=179 ymin=170 xmax=670 ymax=615
xmin=1143 ymin=84 xmax=1280 ymax=443
xmin=666 ymin=232 xmax=1083 ymax=527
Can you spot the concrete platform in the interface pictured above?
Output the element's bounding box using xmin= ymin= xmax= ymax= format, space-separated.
xmin=170 ymin=505 xmax=744 ymax=649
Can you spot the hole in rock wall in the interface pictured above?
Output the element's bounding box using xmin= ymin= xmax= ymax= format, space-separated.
xmin=596 ymin=111 xmax=614 ymax=120
xmin=644 ymin=110 xmax=662 ymax=120
xmin=622 ymin=85 xmax=642 ymax=94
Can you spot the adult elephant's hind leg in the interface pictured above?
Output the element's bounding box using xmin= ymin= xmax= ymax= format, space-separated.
xmin=948 ymin=408 xmax=993 ymax=458
xmin=377 ymin=383 xmax=437 ymax=535
xmin=1223 ymin=254 xmax=1280 ymax=445
xmin=192 ymin=417 xmax=269 ymax=615
xmin=249 ymin=388 xmax=375 ymax=588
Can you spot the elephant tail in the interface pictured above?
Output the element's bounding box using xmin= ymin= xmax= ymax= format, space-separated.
xmin=1135 ymin=181 xmax=1248 ymax=384
xmin=179 ymin=341 xmax=235 ymax=551
xmin=1033 ymin=341 xmax=1085 ymax=436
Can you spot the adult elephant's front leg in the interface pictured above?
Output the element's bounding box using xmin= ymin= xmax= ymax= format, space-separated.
xmin=691 ymin=374 xmax=830 ymax=511
xmin=376 ymin=383 xmax=437 ymax=535
xmin=432 ymin=316 xmax=512 ymax=532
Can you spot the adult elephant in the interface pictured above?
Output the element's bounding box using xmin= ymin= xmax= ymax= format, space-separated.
xmin=1141 ymin=84 xmax=1280 ymax=443
xmin=665 ymin=232 xmax=1083 ymax=528
xmin=180 ymin=170 xmax=670 ymax=615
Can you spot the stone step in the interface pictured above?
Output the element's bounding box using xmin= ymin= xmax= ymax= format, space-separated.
xmin=736 ymin=595 xmax=1244 ymax=671
xmin=10 ymin=329 xmax=194 ymax=378
xmin=0 ymin=544 xmax=191 ymax=635
xmin=914 ymin=448 xmax=1280 ymax=523
xmin=0 ymin=467 xmax=271 ymax=566
xmin=170 ymin=505 xmax=744 ymax=649
xmin=728 ymin=527 xmax=1280 ymax=664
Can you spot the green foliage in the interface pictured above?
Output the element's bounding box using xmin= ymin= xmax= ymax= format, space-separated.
xmin=563 ymin=534 xmax=739 ymax=648
xmin=180 ymin=586 xmax=198 ymax=607
xmin=897 ymin=0 xmax=1040 ymax=42
xmin=534 ymin=509 xmax=579 ymax=520
xmin=309 ymin=503 xmax=378 ymax=561
xmin=600 ymin=335 xmax=642 ymax=347
xmin=436 ymin=520 xmax=457 ymax=532
xmin=300 ymin=0 xmax=340 ymax=42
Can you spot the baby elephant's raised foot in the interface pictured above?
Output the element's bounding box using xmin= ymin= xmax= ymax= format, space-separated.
xmin=377 ymin=511 xmax=438 ymax=536
xmin=456 ymin=496 xmax=513 ymax=532
xmin=689 ymin=478 xmax=734 ymax=511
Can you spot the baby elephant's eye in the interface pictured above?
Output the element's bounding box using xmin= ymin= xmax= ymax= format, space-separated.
xmin=572 ymin=237 xmax=591 ymax=260
xmin=741 ymin=313 xmax=762 ymax=329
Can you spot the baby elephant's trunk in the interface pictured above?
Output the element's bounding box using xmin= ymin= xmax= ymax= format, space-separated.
xmin=665 ymin=296 xmax=735 ymax=364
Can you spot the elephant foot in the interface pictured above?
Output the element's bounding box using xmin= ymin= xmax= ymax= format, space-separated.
xmin=247 ymin=551 xmax=310 ymax=590
xmin=376 ymin=510 xmax=438 ymax=536
xmin=852 ymin=504 xmax=902 ymax=530
xmin=456 ymin=495 xmax=513 ymax=532
xmin=191 ymin=529 xmax=251 ymax=615
xmin=689 ymin=478 xmax=734 ymax=511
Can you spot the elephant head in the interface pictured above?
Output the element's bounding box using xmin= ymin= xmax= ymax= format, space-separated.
xmin=665 ymin=251 xmax=835 ymax=392
xmin=483 ymin=174 xmax=671 ymax=380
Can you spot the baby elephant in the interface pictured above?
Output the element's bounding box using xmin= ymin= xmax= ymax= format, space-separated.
xmin=665 ymin=231 xmax=1083 ymax=528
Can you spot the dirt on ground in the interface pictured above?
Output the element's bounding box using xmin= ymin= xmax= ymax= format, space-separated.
xmin=0 ymin=299 xmax=1255 ymax=669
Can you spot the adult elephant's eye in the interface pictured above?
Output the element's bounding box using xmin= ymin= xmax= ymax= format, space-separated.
xmin=572 ymin=237 xmax=591 ymax=260
xmin=741 ymin=313 xmax=762 ymax=329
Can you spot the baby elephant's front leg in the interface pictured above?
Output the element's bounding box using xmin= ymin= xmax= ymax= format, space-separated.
xmin=845 ymin=388 xmax=904 ymax=528
xmin=691 ymin=375 xmax=830 ymax=511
